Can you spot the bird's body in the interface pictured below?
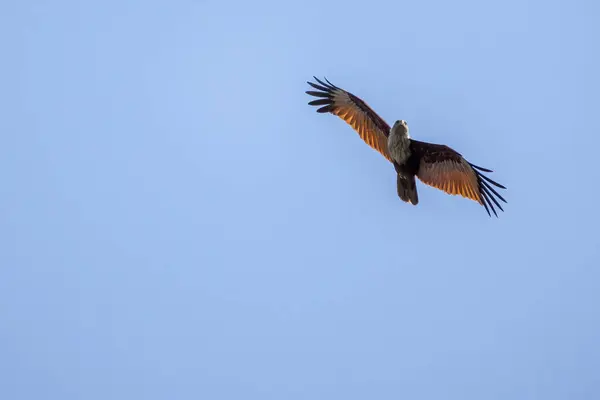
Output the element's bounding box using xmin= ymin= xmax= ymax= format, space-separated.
xmin=306 ymin=76 xmax=507 ymax=216
xmin=388 ymin=120 xmax=419 ymax=205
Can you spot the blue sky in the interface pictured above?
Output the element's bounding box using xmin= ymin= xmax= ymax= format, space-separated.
xmin=2 ymin=0 xmax=600 ymax=399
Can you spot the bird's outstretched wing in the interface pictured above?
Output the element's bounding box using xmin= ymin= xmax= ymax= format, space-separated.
xmin=306 ymin=77 xmax=392 ymax=162
xmin=409 ymin=140 xmax=507 ymax=217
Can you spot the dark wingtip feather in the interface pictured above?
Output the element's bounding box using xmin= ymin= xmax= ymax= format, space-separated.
xmin=308 ymin=98 xmax=332 ymax=106
xmin=324 ymin=77 xmax=340 ymax=89
xmin=480 ymin=189 xmax=498 ymax=217
xmin=480 ymin=179 xmax=507 ymax=204
xmin=307 ymin=81 xmax=330 ymax=92
xmin=480 ymin=194 xmax=492 ymax=217
xmin=479 ymin=173 xmax=507 ymax=189
xmin=482 ymin=184 xmax=504 ymax=212
xmin=314 ymin=76 xmax=334 ymax=89
xmin=305 ymin=90 xmax=330 ymax=98
xmin=316 ymin=105 xmax=333 ymax=113
xmin=468 ymin=162 xmax=507 ymax=217
xmin=469 ymin=163 xmax=493 ymax=173
xmin=306 ymin=78 xmax=337 ymax=112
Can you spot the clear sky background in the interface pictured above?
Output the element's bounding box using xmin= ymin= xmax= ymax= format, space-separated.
xmin=2 ymin=0 xmax=600 ymax=399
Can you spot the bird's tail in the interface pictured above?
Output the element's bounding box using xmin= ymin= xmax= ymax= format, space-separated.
xmin=397 ymin=174 xmax=419 ymax=205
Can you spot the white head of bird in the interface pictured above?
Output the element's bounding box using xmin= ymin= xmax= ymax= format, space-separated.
xmin=392 ymin=119 xmax=410 ymax=139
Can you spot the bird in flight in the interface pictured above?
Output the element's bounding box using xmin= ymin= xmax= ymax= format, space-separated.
xmin=306 ymin=77 xmax=507 ymax=217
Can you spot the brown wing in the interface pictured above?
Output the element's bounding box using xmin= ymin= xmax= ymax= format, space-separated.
xmin=306 ymin=77 xmax=392 ymax=162
xmin=410 ymin=140 xmax=507 ymax=217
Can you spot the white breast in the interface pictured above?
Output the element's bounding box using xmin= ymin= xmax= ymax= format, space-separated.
xmin=388 ymin=127 xmax=411 ymax=164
